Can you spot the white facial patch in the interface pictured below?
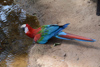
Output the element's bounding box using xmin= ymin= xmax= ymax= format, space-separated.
xmin=21 ymin=24 xmax=29 ymax=33
xmin=25 ymin=27 xmax=29 ymax=33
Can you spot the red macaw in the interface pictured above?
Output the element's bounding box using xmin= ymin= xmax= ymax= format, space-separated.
xmin=21 ymin=23 xmax=96 ymax=44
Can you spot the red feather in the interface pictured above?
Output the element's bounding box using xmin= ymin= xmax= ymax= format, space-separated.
xmin=34 ymin=34 xmax=41 ymax=42
xmin=59 ymin=33 xmax=93 ymax=41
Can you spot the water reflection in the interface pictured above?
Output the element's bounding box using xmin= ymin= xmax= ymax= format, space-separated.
xmin=0 ymin=0 xmax=40 ymax=66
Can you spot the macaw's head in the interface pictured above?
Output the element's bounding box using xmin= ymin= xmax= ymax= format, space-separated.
xmin=21 ymin=24 xmax=29 ymax=33
xmin=21 ymin=24 xmax=34 ymax=33
xmin=21 ymin=24 xmax=34 ymax=38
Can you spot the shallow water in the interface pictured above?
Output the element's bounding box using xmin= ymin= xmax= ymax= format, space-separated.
xmin=0 ymin=0 xmax=40 ymax=67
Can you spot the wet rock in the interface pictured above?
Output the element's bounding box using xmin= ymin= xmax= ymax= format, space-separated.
xmin=0 ymin=0 xmax=40 ymax=61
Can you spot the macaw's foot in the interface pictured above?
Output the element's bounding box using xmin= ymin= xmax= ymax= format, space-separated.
xmin=53 ymin=43 xmax=61 ymax=46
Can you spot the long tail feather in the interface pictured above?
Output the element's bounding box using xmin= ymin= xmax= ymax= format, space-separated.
xmin=55 ymin=32 xmax=96 ymax=42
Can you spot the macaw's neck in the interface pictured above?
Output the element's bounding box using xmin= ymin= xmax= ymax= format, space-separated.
xmin=27 ymin=25 xmax=35 ymax=32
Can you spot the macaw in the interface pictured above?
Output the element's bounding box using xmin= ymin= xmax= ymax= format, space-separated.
xmin=21 ymin=23 xmax=96 ymax=44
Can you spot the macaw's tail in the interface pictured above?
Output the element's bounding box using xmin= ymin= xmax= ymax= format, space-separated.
xmin=55 ymin=32 xmax=96 ymax=42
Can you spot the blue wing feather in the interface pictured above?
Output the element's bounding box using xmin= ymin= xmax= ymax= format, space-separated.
xmin=37 ymin=23 xmax=70 ymax=44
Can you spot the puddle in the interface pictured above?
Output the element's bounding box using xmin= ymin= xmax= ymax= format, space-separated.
xmin=0 ymin=0 xmax=40 ymax=67
xmin=5 ymin=53 xmax=28 ymax=67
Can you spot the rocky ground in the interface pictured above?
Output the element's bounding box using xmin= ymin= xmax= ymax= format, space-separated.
xmin=14 ymin=0 xmax=100 ymax=67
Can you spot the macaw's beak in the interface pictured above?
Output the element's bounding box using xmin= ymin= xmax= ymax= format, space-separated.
xmin=20 ymin=25 xmax=25 ymax=31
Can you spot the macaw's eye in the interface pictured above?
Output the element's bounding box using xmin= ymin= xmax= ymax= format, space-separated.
xmin=22 ymin=28 xmax=25 ymax=31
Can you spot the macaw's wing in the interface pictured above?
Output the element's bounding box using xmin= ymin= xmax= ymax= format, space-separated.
xmin=39 ymin=23 xmax=70 ymax=35
xmin=35 ymin=24 xmax=70 ymax=44
xmin=55 ymin=32 xmax=96 ymax=42
xmin=35 ymin=25 xmax=59 ymax=44
xmin=39 ymin=25 xmax=60 ymax=35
